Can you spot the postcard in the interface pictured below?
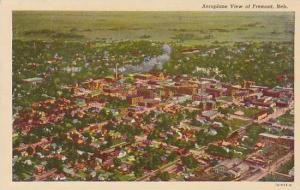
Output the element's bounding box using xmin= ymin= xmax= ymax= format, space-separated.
xmin=0 ymin=0 xmax=299 ymax=189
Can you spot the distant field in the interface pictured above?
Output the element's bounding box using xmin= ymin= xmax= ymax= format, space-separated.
xmin=13 ymin=11 xmax=294 ymax=44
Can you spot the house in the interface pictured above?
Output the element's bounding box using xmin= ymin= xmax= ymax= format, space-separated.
xmin=212 ymin=122 xmax=223 ymax=129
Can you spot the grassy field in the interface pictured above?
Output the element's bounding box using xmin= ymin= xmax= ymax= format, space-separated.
xmin=13 ymin=11 xmax=294 ymax=44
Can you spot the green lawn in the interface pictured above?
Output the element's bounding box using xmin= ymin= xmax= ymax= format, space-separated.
xmin=242 ymin=107 xmax=262 ymax=118
xmin=222 ymin=106 xmax=262 ymax=118
xmin=218 ymin=118 xmax=250 ymax=130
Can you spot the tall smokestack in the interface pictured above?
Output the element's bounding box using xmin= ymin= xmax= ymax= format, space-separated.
xmin=115 ymin=63 xmax=118 ymax=79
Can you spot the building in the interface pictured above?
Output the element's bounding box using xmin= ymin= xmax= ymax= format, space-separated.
xmin=160 ymin=86 xmax=175 ymax=98
xmin=226 ymin=86 xmax=239 ymax=96
xmin=127 ymin=95 xmax=144 ymax=106
xmin=198 ymin=81 xmax=211 ymax=92
xmin=278 ymin=136 xmax=294 ymax=147
xmin=202 ymin=110 xmax=219 ymax=120
xmin=206 ymin=88 xmax=224 ymax=98
xmin=192 ymin=93 xmax=212 ymax=101
xmin=251 ymin=99 xmax=272 ymax=108
xmin=104 ymin=76 xmax=115 ymax=83
xmin=150 ymin=71 xmax=165 ymax=80
xmin=87 ymin=79 xmax=103 ymax=90
xmin=176 ymin=86 xmax=198 ymax=95
xmin=22 ymin=77 xmax=44 ymax=85
xmin=181 ymin=48 xmax=200 ymax=55
xmin=103 ymin=87 xmax=120 ymax=94
xmin=134 ymin=73 xmax=152 ymax=80
xmin=144 ymin=99 xmax=160 ymax=108
xmin=233 ymin=90 xmax=249 ymax=101
xmin=212 ymin=158 xmax=241 ymax=174
xmin=263 ymin=89 xmax=285 ymax=98
xmin=137 ymin=88 xmax=155 ymax=99
xmin=227 ymin=162 xmax=250 ymax=178
xmin=276 ymin=101 xmax=289 ymax=108
xmin=199 ymin=100 xmax=216 ymax=111
xmin=253 ymin=111 xmax=268 ymax=121
xmin=243 ymin=80 xmax=255 ymax=89
xmin=259 ymin=133 xmax=279 ymax=145
xmin=259 ymin=133 xmax=294 ymax=147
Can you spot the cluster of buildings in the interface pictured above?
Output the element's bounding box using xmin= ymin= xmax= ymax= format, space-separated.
xmin=13 ymin=71 xmax=294 ymax=181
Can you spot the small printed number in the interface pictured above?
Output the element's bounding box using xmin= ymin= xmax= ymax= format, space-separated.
xmin=275 ymin=183 xmax=292 ymax=187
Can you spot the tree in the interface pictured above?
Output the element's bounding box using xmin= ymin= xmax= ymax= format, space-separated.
xmin=45 ymin=157 xmax=63 ymax=172
xmin=207 ymin=144 xmax=232 ymax=158
xmin=133 ymin=167 xmax=143 ymax=177
xmin=13 ymin=159 xmax=34 ymax=181
xmin=26 ymin=146 xmax=34 ymax=155
xmin=181 ymin=155 xmax=198 ymax=169
xmin=156 ymin=113 xmax=174 ymax=130
xmin=157 ymin=171 xmax=170 ymax=181
xmin=168 ymin=151 xmax=177 ymax=161
xmin=267 ymin=107 xmax=274 ymax=114
xmin=113 ymin=158 xmax=122 ymax=167
xmin=23 ymin=133 xmax=39 ymax=144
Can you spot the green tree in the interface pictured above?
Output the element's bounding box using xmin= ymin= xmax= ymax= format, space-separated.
xmin=181 ymin=155 xmax=198 ymax=169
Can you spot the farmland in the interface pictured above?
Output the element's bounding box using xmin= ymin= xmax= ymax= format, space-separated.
xmin=13 ymin=11 xmax=294 ymax=45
